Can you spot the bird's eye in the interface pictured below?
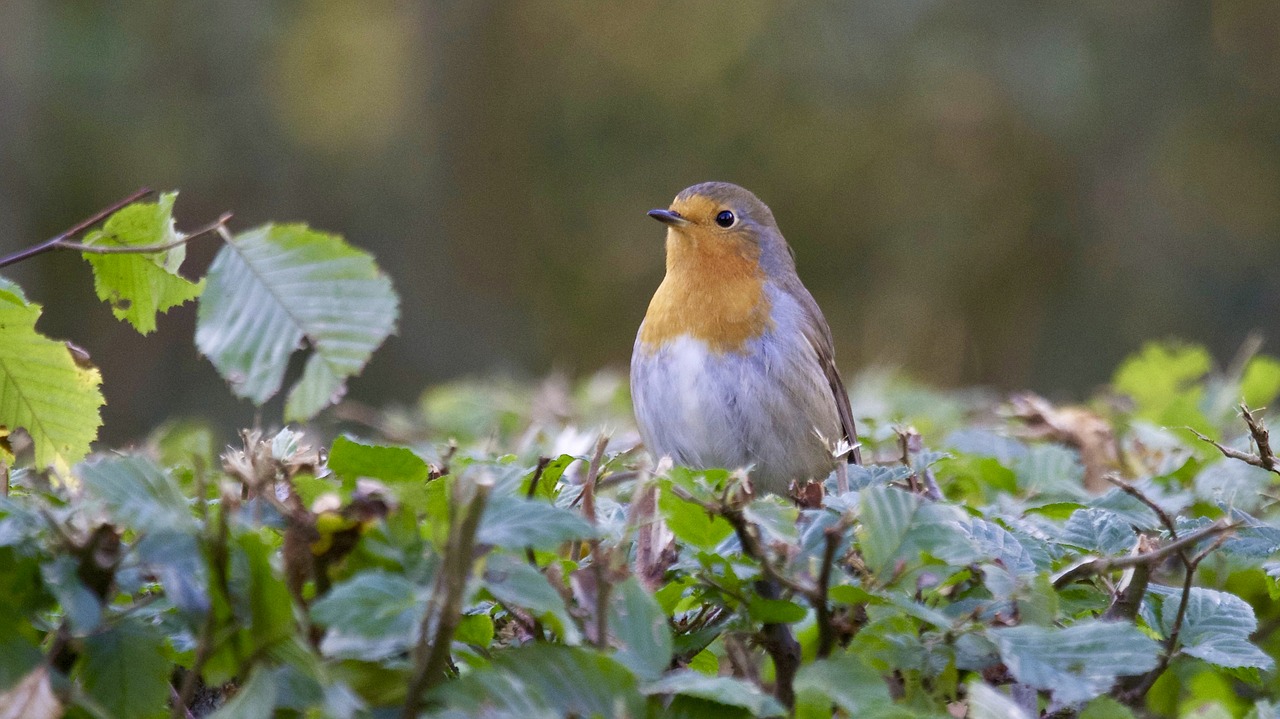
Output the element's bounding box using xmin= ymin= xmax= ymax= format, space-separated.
xmin=715 ymin=210 xmax=735 ymax=228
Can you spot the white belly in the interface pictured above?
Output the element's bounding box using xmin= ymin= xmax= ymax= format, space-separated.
xmin=630 ymin=333 xmax=840 ymax=493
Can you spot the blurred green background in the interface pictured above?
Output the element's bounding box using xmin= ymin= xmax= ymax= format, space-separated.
xmin=2 ymin=1 xmax=1279 ymax=441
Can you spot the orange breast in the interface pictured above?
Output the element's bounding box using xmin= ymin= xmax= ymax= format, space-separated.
xmin=638 ymin=232 xmax=773 ymax=353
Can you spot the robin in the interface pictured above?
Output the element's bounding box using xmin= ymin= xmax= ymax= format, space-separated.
xmin=631 ymin=181 xmax=861 ymax=495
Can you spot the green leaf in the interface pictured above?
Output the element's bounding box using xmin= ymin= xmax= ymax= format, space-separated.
xmin=477 ymin=494 xmax=596 ymax=551
xmin=0 ymin=282 xmax=104 ymax=469
xmin=643 ymin=672 xmax=785 ymax=717
xmin=75 ymin=617 xmax=171 ymax=719
xmin=1080 ymin=695 xmax=1139 ymax=719
xmin=608 ymin=577 xmax=672 ymax=680
xmin=857 ymin=485 xmax=977 ymax=575
xmin=426 ymin=644 xmax=644 ymax=718
xmin=195 ymin=223 xmax=398 ymax=421
xmin=456 ymin=613 xmax=495 ymax=647
xmin=1113 ymin=342 xmax=1212 ymax=430
xmin=747 ymin=597 xmax=808 ymax=623
xmin=658 ymin=483 xmax=733 ymax=550
xmin=794 ymin=652 xmax=894 ymax=716
xmin=81 ymin=192 xmax=204 ymax=334
xmin=1061 ymin=508 xmax=1137 ymax=555
xmin=328 ymin=436 xmax=428 ymax=483
xmin=79 ymin=455 xmax=194 ymax=534
xmin=482 ymin=553 xmax=580 ymax=644
xmin=39 ymin=555 xmax=103 ymax=634
xmin=1153 ymin=585 xmax=1274 ymax=670
xmin=990 ymin=620 xmax=1160 ymax=705
xmin=311 ymin=570 xmax=421 ymax=638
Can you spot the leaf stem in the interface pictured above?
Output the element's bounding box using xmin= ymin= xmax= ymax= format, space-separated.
xmin=0 ymin=188 xmax=152 ymax=269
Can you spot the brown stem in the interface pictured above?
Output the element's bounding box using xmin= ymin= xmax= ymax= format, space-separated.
xmin=403 ymin=479 xmax=490 ymax=719
xmin=1052 ymin=521 xmax=1238 ymax=589
xmin=814 ymin=525 xmax=843 ymax=658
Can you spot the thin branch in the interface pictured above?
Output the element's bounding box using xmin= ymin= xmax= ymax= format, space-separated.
xmin=56 ymin=212 xmax=232 ymax=254
xmin=582 ymin=435 xmax=611 ymax=650
xmin=1190 ymin=404 xmax=1280 ymax=476
xmin=0 ymin=188 xmax=152 ymax=269
xmin=403 ymin=479 xmax=491 ymax=719
xmin=1104 ymin=474 xmax=1179 ymax=538
xmin=814 ymin=522 xmax=846 ymax=659
xmin=1052 ymin=520 xmax=1239 ymax=589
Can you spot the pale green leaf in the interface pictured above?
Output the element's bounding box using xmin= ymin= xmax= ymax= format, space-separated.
xmin=609 ymin=577 xmax=672 ymax=680
xmin=990 ymin=620 xmax=1160 ymax=705
xmin=643 ymin=672 xmax=785 ymax=717
xmin=425 ymin=644 xmax=644 ymax=718
xmin=1152 ymin=585 xmax=1274 ymax=670
xmin=477 ymin=494 xmax=596 ymax=551
xmin=194 ymin=223 xmax=398 ymax=421
xmin=81 ymin=193 xmax=204 ymax=334
xmin=0 ymin=283 xmax=103 ymax=469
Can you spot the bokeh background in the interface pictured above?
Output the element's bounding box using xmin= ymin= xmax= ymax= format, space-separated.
xmin=2 ymin=1 xmax=1279 ymax=441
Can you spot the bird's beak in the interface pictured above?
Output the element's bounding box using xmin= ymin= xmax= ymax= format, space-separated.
xmin=647 ymin=209 xmax=689 ymax=227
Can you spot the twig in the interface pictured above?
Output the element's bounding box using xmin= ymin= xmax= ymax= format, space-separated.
xmin=1052 ymin=520 xmax=1239 ymax=589
xmin=1190 ymin=404 xmax=1280 ymax=476
xmin=582 ymin=436 xmax=611 ymax=650
xmin=684 ymin=483 xmax=809 ymax=708
xmin=0 ymin=188 xmax=152 ymax=269
xmin=403 ymin=478 xmax=491 ymax=719
xmin=814 ymin=523 xmax=844 ymax=658
xmin=56 ymin=212 xmax=232 ymax=254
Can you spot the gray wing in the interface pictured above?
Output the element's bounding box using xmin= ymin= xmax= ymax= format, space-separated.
xmin=790 ymin=279 xmax=862 ymax=465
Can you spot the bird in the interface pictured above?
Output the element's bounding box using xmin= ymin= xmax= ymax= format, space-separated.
xmin=631 ymin=181 xmax=861 ymax=495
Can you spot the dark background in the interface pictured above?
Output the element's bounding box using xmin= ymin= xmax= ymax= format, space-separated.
xmin=2 ymin=1 xmax=1279 ymax=441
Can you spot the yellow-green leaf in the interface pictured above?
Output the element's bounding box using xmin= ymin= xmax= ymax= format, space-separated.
xmin=0 ymin=279 xmax=104 ymax=470
xmin=81 ymin=192 xmax=204 ymax=335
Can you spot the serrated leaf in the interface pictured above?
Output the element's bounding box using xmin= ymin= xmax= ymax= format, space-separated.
xmin=968 ymin=518 xmax=1037 ymax=575
xmin=0 ymin=283 xmax=103 ymax=469
xmin=1150 ymin=585 xmax=1274 ymax=670
xmin=990 ymin=620 xmax=1160 ymax=705
xmin=425 ymin=644 xmax=644 ymax=718
xmin=857 ymin=485 xmax=978 ymax=575
xmin=477 ymin=494 xmax=596 ymax=551
xmin=195 ymin=223 xmax=398 ymax=421
xmin=81 ymin=193 xmax=204 ymax=334
xmin=75 ymin=617 xmax=171 ymax=719
xmin=79 ymin=455 xmax=194 ymax=534
xmin=609 ymin=577 xmax=672 ymax=680
xmin=1014 ymin=444 xmax=1088 ymax=498
xmin=1194 ymin=459 xmax=1271 ymax=512
xmin=1061 ymin=508 xmax=1136 ymax=555
xmin=643 ymin=672 xmax=785 ymax=717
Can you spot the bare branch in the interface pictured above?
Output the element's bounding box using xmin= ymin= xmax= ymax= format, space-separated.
xmin=1053 ymin=520 xmax=1239 ymax=589
xmin=403 ymin=478 xmax=491 ymax=719
xmin=1191 ymin=404 xmax=1280 ymax=476
xmin=56 ymin=212 xmax=233 ymax=255
xmin=0 ymin=188 xmax=152 ymax=269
